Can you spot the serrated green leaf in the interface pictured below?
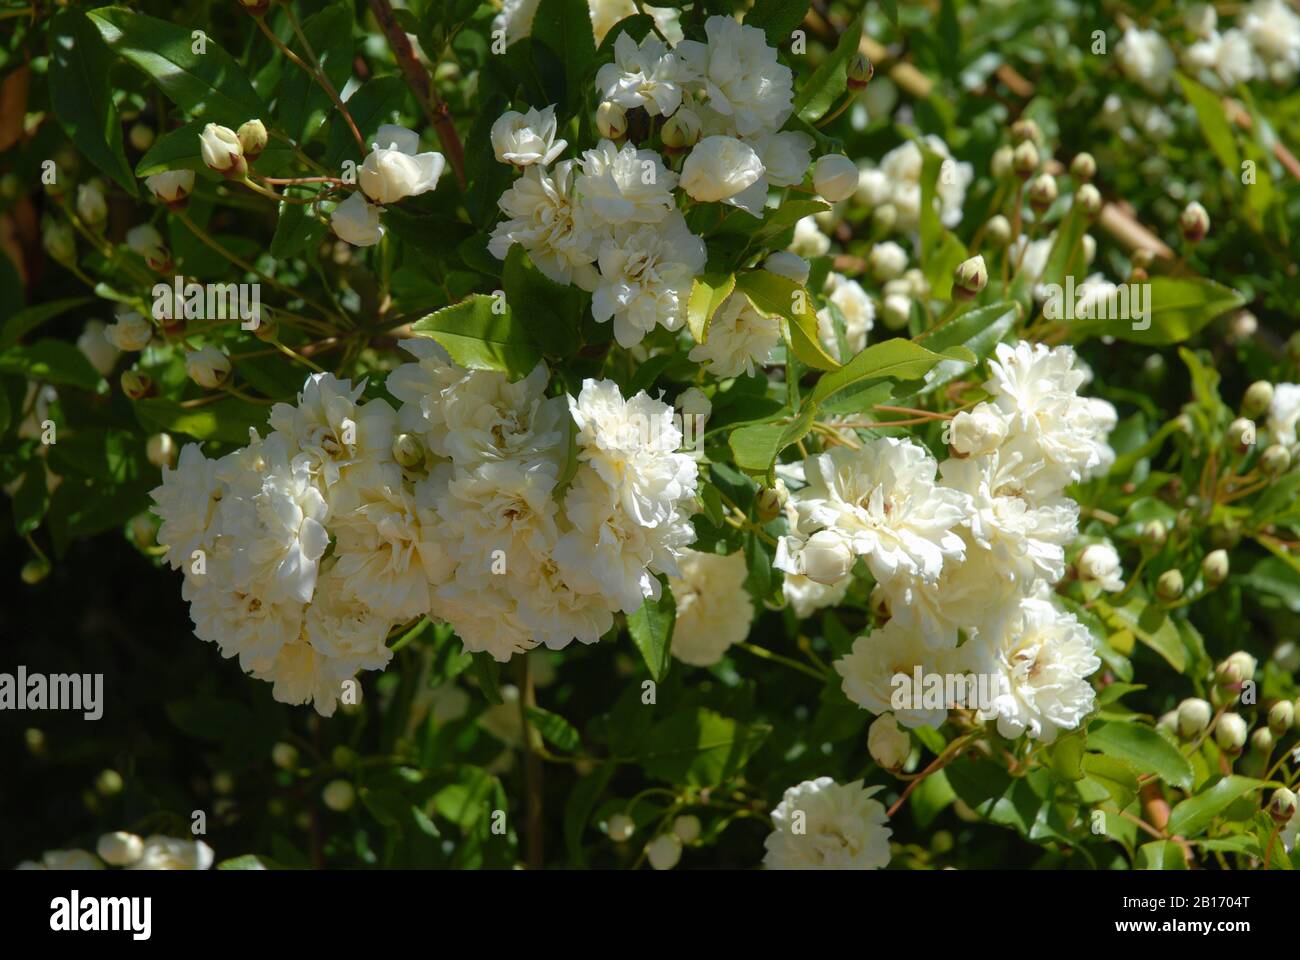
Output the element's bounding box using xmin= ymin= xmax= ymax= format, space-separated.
xmin=410 ymin=295 xmax=542 ymax=378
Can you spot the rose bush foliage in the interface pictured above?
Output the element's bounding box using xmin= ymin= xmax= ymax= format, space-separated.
xmin=3 ymin=0 xmax=1299 ymax=870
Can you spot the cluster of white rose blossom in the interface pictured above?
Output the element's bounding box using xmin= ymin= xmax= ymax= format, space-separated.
xmin=18 ymin=832 xmax=214 ymax=870
xmin=1116 ymin=1 xmax=1300 ymax=94
xmin=150 ymin=344 xmax=699 ymax=714
xmin=485 ymin=16 xmax=860 ymax=356
xmin=854 ymin=135 xmax=974 ymax=232
xmin=762 ymin=777 xmax=892 ymax=870
xmin=774 ymin=340 xmax=1116 ymax=744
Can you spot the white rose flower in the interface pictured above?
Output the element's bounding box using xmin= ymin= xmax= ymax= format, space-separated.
xmin=939 ymin=451 xmax=1079 ymax=588
xmin=763 ymin=251 xmax=810 ymax=285
xmin=76 ymin=180 xmax=107 ymax=226
xmin=491 ymin=104 xmax=567 ymax=167
xmin=489 ymin=160 xmax=599 ymax=288
xmin=1077 ymin=542 xmax=1124 ymax=592
xmin=679 ymin=135 xmax=768 ymax=215
xmin=77 ymin=320 xmax=119 ymax=375
xmin=816 ymin=274 xmax=874 ymax=361
xmin=184 ymin=344 xmax=230 ymax=388
xmin=833 ymin=617 xmax=951 ymax=728
xmin=144 ymin=169 xmax=195 ymax=205
xmin=675 ymin=16 xmax=794 ymax=137
xmin=789 ymin=214 xmax=830 ymax=257
xmin=18 ymin=849 xmax=103 ymax=870
xmin=199 ymin=123 xmax=245 ymax=176
xmin=782 ymin=572 xmax=850 ymax=619
xmin=869 ymin=240 xmax=908 ymax=281
xmin=667 ymin=549 xmax=754 ymax=666
xmin=104 ymin=310 xmax=153 ymax=351
xmin=1242 ymin=0 xmax=1300 ymax=80
xmin=129 ymin=835 xmax=215 ymax=870
xmin=1268 ymin=383 xmax=1300 ymax=445
xmin=763 ymin=778 xmax=892 ymax=870
xmin=868 ymin=713 xmax=911 ymax=770
xmin=591 ymin=213 xmax=706 ymax=348
xmin=576 ymin=139 xmax=677 ymax=226
xmin=595 ymin=31 xmax=694 ymax=117
xmin=855 ymin=166 xmax=891 ymax=207
xmin=1116 ymin=27 xmax=1176 ymax=94
xmin=983 ymin=341 xmax=1115 ymax=494
xmin=331 ymin=191 xmax=385 ymax=247
xmin=948 ymin=402 xmax=1009 ymax=456
xmin=750 ymin=130 xmax=813 ymax=187
xmin=218 ymin=433 xmax=331 ymax=607
xmin=150 ymin=443 xmax=224 ymax=571
xmin=969 ymin=596 xmax=1100 ymax=742
xmin=687 ymin=291 xmax=780 ymax=378
xmin=96 ymin=831 xmax=144 ymax=867
xmin=813 ymin=154 xmax=859 ymax=201
xmin=359 ymin=124 xmax=446 ymax=204
xmin=329 ymin=464 xmax=450 ymax=621
xmin=787 ymin=438 xmax=970 ymax=587
xmin=125 ymin=223 xmax=169 ymax=269
xmin=775 ymin=530 xmax=855 ymax=586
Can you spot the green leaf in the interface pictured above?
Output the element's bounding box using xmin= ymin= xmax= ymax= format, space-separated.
xmin=217 ymin=855 xmax=282 ymax=870
xmin=0 ymin=298 xmax=93 ymax=350
xmin=501 ymin=246 xmax=583 ymax=358
xmin=526 ymin=706 xmax=581 ymax=753
xmin=1039 ymin=205 xmax=1089 ymax=291
xmin=728 ymin=405 xmax=814 ymax=474
xmin=733 ymin=269 xmax=839 ymax=371
xmin=914 ymin=301 xmax=1018 ymax=394
xmin=13 ymin=460 xmax=49 ymax=535
xmin=48 ymin=11 xmax=137 ymax=195
xmin=531 ymin=0 xmax=597 ymax=105
xmin=1166 ymin=776 xmax=1266 ymax=838
xmin=1069 ymin=277 xmax=1244 ymax=346
xmin=1094 ymin=597 xmax=1187 ymax=673
xmin=807 ymin=337 xmax=952 ymax=408
xmin=135 ymin=396 xmax=268 ymax=443
xmin=1177 ymin=73 xmax=1241 ymax=176
xmin=469 ymin=652 xmax=504 ymax=705
xmin=89 ymin=7 xmax=265 ymax=125
xmin=410 ymin=295 xmax=542 ymax=379
xmin=793 ymin=14 xmax=863 ymax=122
xmin=1135 ymin=840 xmax=1189 ymax=870
xmin=277 ymin=2 xmax=352 ymax=143
xmin=269 ymin=190 xmax=326 ymax=260
xmin=641 ymin=708 xmax=770 ymax=786
xmin=1079 ymin=753 xmax=1139 ymax=808
xmin=563 ymin=764 xmax=614 ymax=866
xmin=0 ymin=340 xmax=105 ymax=391
xmin=686 ymin=272 xmax=735 ymax=344
xmin=627 ymin=585 xmax=675 ymax=683
xmin=746 ymin=0 xmax=812 ymax=47
xmin=1088 ymin=722 xmax=1194 ymax=791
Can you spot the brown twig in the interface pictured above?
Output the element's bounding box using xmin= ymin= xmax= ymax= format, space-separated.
xmin=366 ymin=0 xmax=467 ymax=188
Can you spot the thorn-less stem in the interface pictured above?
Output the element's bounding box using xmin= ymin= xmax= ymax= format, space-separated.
xmin=735 ymin=642 xmax=826 ymax=681
xmin=366 ymin=0 xmax=467 ymax=188
xmin=518 ymin=656 xmax=545 ymax=869
xmin=255 ymin=13 xmax=365 ymax=153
